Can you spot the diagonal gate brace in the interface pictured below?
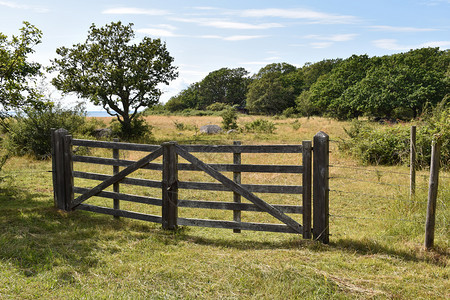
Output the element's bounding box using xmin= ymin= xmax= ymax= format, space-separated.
xmin=174 ymin=144 xmax=303 ymax=234
xmin=71 ymin=147 xmax=163 ymax=209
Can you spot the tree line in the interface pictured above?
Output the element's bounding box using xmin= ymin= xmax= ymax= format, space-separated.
xmin=166 ymin=48 xmax=449 ymax=120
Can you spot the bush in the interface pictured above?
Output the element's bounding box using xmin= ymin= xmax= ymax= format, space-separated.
xmin=4 ymin=102 xmax=88 ymax=159
xmin=244 ymin=119 xmax=276 ymax=134
xmin=207 ymin=102 xmax=231 ymax=111
xmin=221 ymin=108 xmax=238 ymax=130
xmin=340 ymin=101 xmax=450 ymax=169
xmin=109 ymin=115 xmax=153 ymax=142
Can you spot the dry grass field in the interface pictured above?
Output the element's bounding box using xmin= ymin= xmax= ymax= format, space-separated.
xmin=0 ymin=115 xmax=448 ymax=299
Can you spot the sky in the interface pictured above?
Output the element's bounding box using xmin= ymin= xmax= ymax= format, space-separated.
xmin=1 ymin=0 xmax=449 ymax=110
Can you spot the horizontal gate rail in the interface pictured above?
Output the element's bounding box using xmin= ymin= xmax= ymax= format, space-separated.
xmin=78 ymin=204 xmax=162 ymax=223
xmin=178 ymin=181 xmax=302 ymax=194
xmin=177 ymin=217 xmax=298 ymax=233
xmin=180 ymin=144 xmax=303 ymax=153
xmin=178 ymin=199 xmax=302 ymax=214
xmin=73 ymin=139 xmax=161 ymax=152
xmin=73 ymin=171 xmax=162 ymax=188
xmin=73 ymin=187 xmax=162 ymax=206
xmin=73 ymin=155 xmax=303 ymax=174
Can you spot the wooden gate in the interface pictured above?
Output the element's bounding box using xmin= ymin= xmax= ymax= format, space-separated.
xmin=51 ymin=129 xmax=329 ymax=243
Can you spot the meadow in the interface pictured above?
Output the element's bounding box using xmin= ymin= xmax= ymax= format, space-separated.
xmin=0 ymin=115 xmax=448 ymax=299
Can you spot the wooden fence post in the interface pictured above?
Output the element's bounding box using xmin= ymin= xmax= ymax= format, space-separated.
xmin=162 ymin=142 xmax=178 ymax=230
xmin=313 ymin=131 xmax=329 ymax=244
xmin=302 ymin=140 xmax=312 ymax=239
xmin=410 ymin=125 xmax=416 ymax=199
xmin=233 ymin=141 xmax=242 ymax=233
xmin=51 ymin=128 xmax=73 ymax=211
xmin=425 ymin=137 xmax=441 ymax=250
xmin=113 ymin=138 xmax=120 ymax=219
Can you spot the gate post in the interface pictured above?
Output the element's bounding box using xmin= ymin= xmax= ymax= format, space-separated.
xmin=51 ymin=128 xmax=73 ymax=211
xmin=313 ymin=131 xmax=329 ymax=244
xmin=162 ymin=142 xmax=178 ymax=230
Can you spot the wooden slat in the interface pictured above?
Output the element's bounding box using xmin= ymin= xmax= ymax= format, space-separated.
xmin=178 ymin=217 xmax=300 ymax=233
xmin=178 ymin=199 xmax=302 ymax=214
xmin=72 ymin=139 xmax=160 ymax=152
xmin=77 ymin=204 xmax=162 ymax=224
xmin=178 ymin=181 xmax=302 ymax=194
xmin=174 ymin=145 xmax=302 ymax=234
xmin=71 ymin=147 xmax=163 ymax=208
xmin=180 ymin=144 xmax=302 ymax=153
xmin=73 ymin=187 xmax=162 ymax=206
xmin=73 ymin=156 xmax=302 ymax=174
xmin=73 ymin=171 xmax=162 ymax=188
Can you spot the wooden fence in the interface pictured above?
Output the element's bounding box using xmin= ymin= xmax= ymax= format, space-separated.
xmin=51 ymin=129 xmax=329 ymax=243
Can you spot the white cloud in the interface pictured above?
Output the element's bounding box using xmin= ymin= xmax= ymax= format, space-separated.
xmin=137 ymin=28 xmax=179 ymax=37
xmin=0 ymin=1 xmax=49 ymax=13
xmin=240 ymin=8 xmax=359 ymax=24
xmin=102 ymin=7 xmax=169 ymax=16
xmin=171 ymin=17 xmax=282 ymax=30
xmin=305 ymin=34 xmax=358 ymax=42
xmin=224 ymin=35 xmax=267 ymax=41
xmin=373 ymin=39 xmax=450 ymax=50
xmin=310 ymin=42 xmax=333 ymax=49
xmin=369 ymin=25 xmax=438 ymax=32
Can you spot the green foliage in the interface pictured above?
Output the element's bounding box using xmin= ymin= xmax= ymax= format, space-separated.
xmin=3 ymin=103 xmax=88 ymax=159
xmin=109 ymin=115 xmax=153 ymax=142
xmin=206 ymin=102 xmax=231 ymax=111
xmin=244 ymin=119 xmax=276 ymax=133
xmin=173 ymin=121 xmax=197 ymax=131
xmin=295 ymin=90 xmax=316 ymax=118
xmin=340 ymin=102 xmax=450 ymax=168
xmin=0 ymin=22 xmax=43 ymax=114
xmin=282 ymin=107 xmax=296 ymax=118
xmin=291 ymin=119 xmax=302 ymax=130
xmin=246 ymin=63 xmax=299 ymax=114
xmin=49 ymin=21 xmax=178 ymax=137
xmin=221 ymin=107 xmax=238 ymax=130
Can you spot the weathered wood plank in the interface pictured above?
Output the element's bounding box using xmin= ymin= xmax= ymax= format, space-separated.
xmin=233 ymin=141 xmax=242 ymax=233
xmin=73 ymin=155 xmax=302 ymax=174
xmin=313 ymin=131 xmax=329 ymax=244
xmin=72 ymin=139 xmax=160 ymax=152
xmin=180 ymin=144 xmax=302 ymax=153
xmin=77 ymin=204 xmax=162 ymax=224
xmin=175 ymin=145 xmax=303 ymax=234
xmin=178 ymin=217 xmax=300 ymax=233
xmin=71 ymin=147 xmax=163 ymax=208
xmin=302 ymin=140 xmax=312 ymax=239
xmin=113 ymin=138 xmax=120 ymax=218
xmin=178 ymin=199 xmax=302 ymax=213
xmin=178 ymin=181 xmax=302 ymax=194
xmin=162 ymin=142 xmax=178 ymax=230
xmin=73 ymin=171 xmax=162 ymax=188
xmin=73 ymin=187 xmax=162 ymax=206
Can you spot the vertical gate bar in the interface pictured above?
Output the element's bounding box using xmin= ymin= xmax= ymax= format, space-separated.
xmin=233 ymin=141 xmax=242 ymax=233
xmin=162 ymin=142 xmax=178 ymax=230
xmin=63 ymin=134 xmax=74 ymax=211
xmin=302 ymin=140 xmax=312 ymax=239
xmin=51 ymin=128 xmax=58 ymax=208
xmin=313 ymin=131 xmax=329 ymax=244
xmin=410 ymin=125 xmax=416 ymax=199
xmin=425 ymin=138 xmax=441 ymax=249
xmin=113 ymin=138 xmax=120 ymax=218
xmin=53 ymin=128 xmax=69 ymax=211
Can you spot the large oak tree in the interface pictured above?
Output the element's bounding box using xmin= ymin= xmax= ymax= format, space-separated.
xmin=50 ymin=21 xmax=178 ymax=135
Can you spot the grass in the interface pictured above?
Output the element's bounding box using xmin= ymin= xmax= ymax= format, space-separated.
xmin=0 ymin=116 xmax=449 ymax=299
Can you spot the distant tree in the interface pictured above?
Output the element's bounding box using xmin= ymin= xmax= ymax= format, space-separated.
xmin=246 ymin=63 xmax=299 ymax=114
xmin=0 ymin=22 xmax=43 ymax=118
xmin=197 ymin=67 xmax=251 ymax=109
xmin=301 ymin=58 xmax=342 ymax=90
xmin=49 ymin=21 xmax=178 ymax=136
xmin=165 ymin=83 xmax=200 ymax=112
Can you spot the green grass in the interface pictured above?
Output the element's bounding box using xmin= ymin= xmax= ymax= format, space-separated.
xmin=0 ymin=116 xmax=448 ymax=299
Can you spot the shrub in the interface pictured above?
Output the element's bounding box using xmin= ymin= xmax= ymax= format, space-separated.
xmin=4 ymin=102 xmax=88 ymax=159
xmin=206 ymin=102 xmax=231 ymax=111
xmin=221 ymin=108 xmax=238 ymax=130
xmin=109 ymin=115 xmax=153 ymax=142
xmin=173 ymin=121 xmax=197 ymax=131
xmin=291 ymin=119 xmax=302 ymax=130
xmin=282 ymin=107 xmax=296 ymax=118
xmin=244 ymin=119 xmax=276 ymax=134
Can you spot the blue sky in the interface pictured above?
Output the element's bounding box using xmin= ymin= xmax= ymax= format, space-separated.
xmin=1 ymin=0 xmax=449 ymax=109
